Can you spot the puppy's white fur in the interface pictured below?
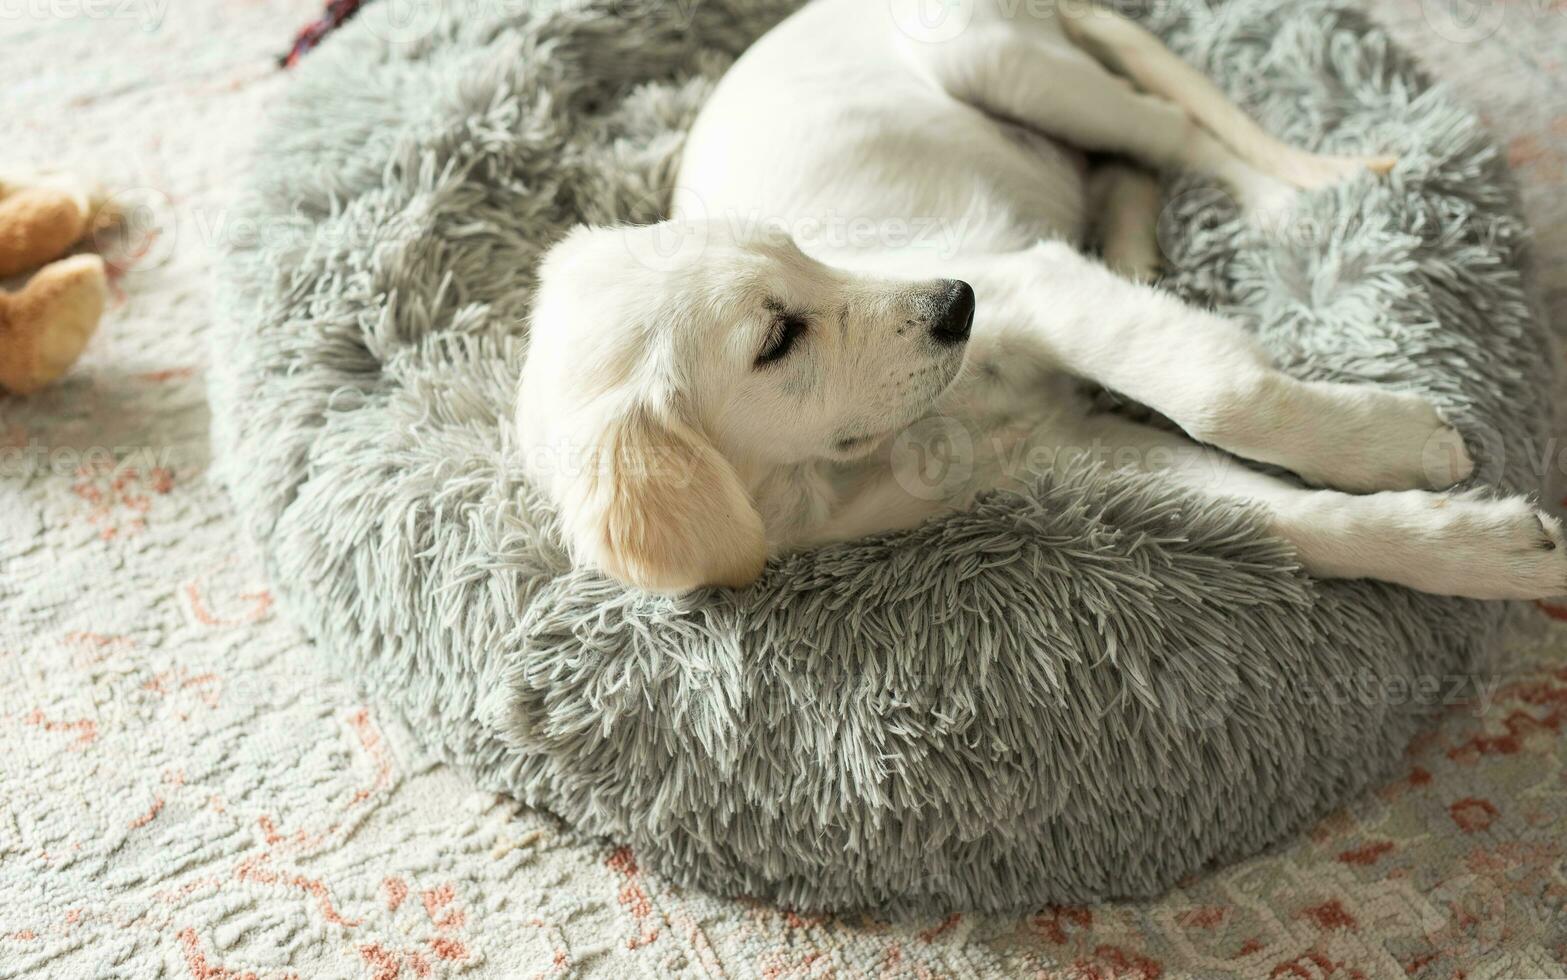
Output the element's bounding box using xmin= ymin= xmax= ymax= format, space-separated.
xmin=519 ymin=0 xmax=1567 ymax=599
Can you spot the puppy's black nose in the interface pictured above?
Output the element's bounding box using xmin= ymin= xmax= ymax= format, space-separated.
xmin=929 ymin=280 xmax=975 ymax=347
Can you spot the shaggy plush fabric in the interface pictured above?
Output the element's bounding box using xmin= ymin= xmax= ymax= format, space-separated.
xmin=210 ymin=0 xmax=1550 ymax=912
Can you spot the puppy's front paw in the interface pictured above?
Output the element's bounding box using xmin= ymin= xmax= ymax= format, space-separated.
xmin=1513 ymin=510 xmax=1567 ymax=598
xmin=1403 ymin=499 xmax=1567 ymax=600
xmin=1417 ymin=420 xmax=1476 ymax=490
xmin=1291 ymin=386 xmax=1472 ymax=493
xmin=1301 ymin=492 xmax=1567 ymax=598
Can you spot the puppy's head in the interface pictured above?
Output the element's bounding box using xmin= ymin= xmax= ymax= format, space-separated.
xmin=518 ymin=220 xmax=972 ymax=592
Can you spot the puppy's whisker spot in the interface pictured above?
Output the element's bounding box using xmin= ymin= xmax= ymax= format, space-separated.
xmin=833 ymin=433 xmax=878 ymax=453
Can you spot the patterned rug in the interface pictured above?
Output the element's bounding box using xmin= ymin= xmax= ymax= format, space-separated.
xmin=3 ymin=1 xmax=1566 ymax=976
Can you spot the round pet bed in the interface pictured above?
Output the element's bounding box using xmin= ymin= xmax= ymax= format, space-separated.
xmin=211 ymin=0 xmax=1551 ymax=912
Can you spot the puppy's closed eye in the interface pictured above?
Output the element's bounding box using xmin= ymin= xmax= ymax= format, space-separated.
xmin=755 ymin=310 xmax=809 ymax=367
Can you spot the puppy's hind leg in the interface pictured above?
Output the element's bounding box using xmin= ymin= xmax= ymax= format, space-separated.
xmin=1058 ymin=6 xmax=1397 ymax=189
xmin=1086 ymin=162 xmax=1162 ymax=280
xmin=908 ymin=28 xmax=1297 ymax=217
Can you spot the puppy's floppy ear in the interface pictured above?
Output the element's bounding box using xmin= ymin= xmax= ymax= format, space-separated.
xmin=560 ymin=404 xmax=766 ymax=593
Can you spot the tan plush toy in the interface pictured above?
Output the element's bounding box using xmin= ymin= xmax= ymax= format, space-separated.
xmin=0 ymin=173 xmax=111 ymax=395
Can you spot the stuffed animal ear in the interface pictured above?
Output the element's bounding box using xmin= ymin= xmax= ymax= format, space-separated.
xmin=560 ymin=405 xmax=767 ymax=593
xmin=0 ymin=173 xmax=114 ymax=280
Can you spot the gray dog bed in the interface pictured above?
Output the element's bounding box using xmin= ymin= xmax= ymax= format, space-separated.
xmin=211 ymin=0 xmax=1549 ymax=911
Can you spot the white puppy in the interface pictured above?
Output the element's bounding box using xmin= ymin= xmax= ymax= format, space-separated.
xmin=518 ymin=0 xmax=1567 ymax=599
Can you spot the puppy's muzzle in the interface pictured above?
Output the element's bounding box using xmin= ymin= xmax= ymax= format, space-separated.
xmin=929 ymin=279 xmax=975 ymax=347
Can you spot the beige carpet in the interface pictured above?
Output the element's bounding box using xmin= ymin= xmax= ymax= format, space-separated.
xmin=4 ymin=1 xmax=1567 ymax=976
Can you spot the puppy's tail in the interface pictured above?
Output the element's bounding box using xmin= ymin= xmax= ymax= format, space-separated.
xmin=1061 ymin=7 xmax=1395 ymax=187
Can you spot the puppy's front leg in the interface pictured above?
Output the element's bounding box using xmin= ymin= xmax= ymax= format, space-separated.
xmin=1070 ymin=410 xmax=1566 ymax=599
xmin=949 ymin=243 xmax=1473 ymax=493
